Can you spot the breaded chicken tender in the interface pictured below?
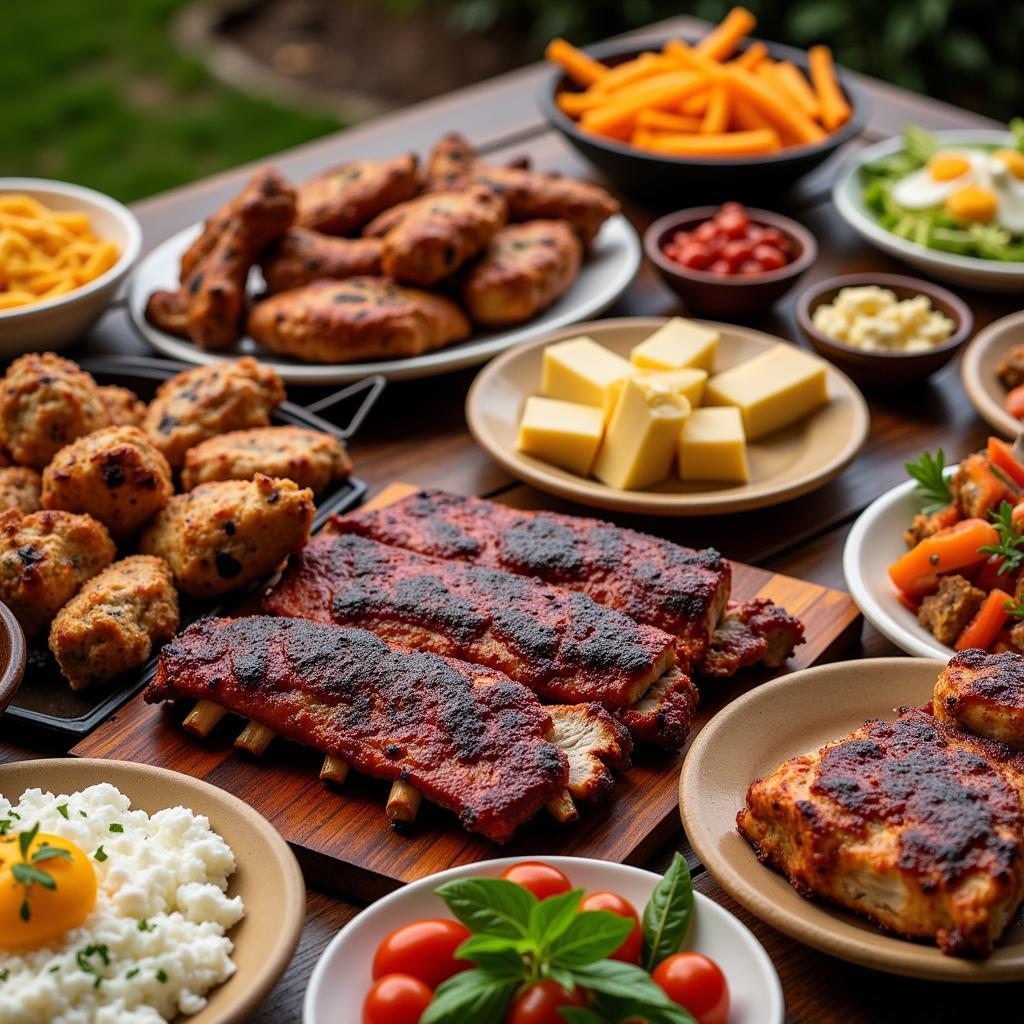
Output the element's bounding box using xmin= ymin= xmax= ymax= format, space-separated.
xmin=49 ymin=555 xmax=179 ymax=690
xmin=42 ymin=426 xmax=173 ymax=539
xmin=0 ymin=353 xmax=108 ymax=468
xmin=181 ymin=426 xmax=351 ymax=493
xmin=0 ymin=467 xmax=42 ymax=514
xmin=142 ymin=357 xmax=286 ymax=470
xmin=139 ymin=474 xmax=314 ymax=597
xmin=0 ymin=509 xmax=115 ymax=636
xmin=259 ymin=228 xmax=383 ymax=294
xmin=98 ymin=385 xmax=147 ymax=427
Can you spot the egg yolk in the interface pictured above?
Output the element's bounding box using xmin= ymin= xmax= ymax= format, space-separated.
xmin=994 ymin=149 xmax=1024 ymax=181
xmin=0 ymin=832 xmax=97 ymax=951
xmin=945 ymin=184 xmax=998 ymax=223
xmin=928 ymin=154 xmax=972 ymax=181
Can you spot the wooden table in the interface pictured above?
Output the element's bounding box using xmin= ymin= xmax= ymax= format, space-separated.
xmin=2 ymin=16 xmax=1020 ymax=1022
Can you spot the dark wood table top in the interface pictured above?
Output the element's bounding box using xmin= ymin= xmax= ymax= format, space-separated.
xmin=2 ymin=15 xmax=1020 ymax=1022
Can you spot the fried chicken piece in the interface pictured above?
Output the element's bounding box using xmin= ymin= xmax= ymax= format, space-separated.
xmin=997 ymin=343 xmax=1024 ymax=392
xmin=461 ymin=220 xmax=581 ymax=326
xmin=700 ymin=598 xmax=806 ymax=677
xmin=918 ymin=574 xmax=985 ymax=647
xmin=739 ymin=707 xmax=1024 ymax=956
xmin=425 ymin=133 xmax=477 ymax=190
xmin=0 ymin=509 xmax=115 ymax=637
xmin=142 ymin=357 xmax=285 ymax=470
xmin=934 ymin=648 xmax=1024 ymax=749
xmin=48 ymin=555 xmax=179 ymax=690
xmin=0 ymin=467 xmax=41 ymax=514
xmin=363 ymin=186 xmax=507 ymax=286
xmin=181 ymin=425 xmax=351 ymax=493
xmin=98 ymin=385 xmax=147 ymax=428
xmin=296 ymin=154 xmax=420 ymax=235
xmin=259 ymin=227 xmax=383 ymax=294
xmin=248 ymin=277 xmax=471 ymax=364
xmin=145 ymin=168 xmax=296 ymax=350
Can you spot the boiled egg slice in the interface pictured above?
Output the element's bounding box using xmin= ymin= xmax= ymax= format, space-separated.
xmin=891 ymin=151 xmax=983 ymax=209
xmin=990 ymin=151 xmax=1024 ymax=234
xmin=0 ymin=831 xmax=97 ymax=951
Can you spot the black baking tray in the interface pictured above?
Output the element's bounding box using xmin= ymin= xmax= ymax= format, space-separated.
xmin=4 ymin=355 xmax=384 ymax=738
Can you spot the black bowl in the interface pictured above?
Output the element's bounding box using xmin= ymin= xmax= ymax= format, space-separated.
xmin=539 ymin=35 xmax=866 ymax=203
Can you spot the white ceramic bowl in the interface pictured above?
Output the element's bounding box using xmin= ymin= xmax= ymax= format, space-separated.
xmin=0 ymin=177 xmax=142 ymax=354
xmin=304 ymin=856 xmax=784 ymax=1024
xmin=833 ymin=129 xmax=1024 ymax=293
xmin=843 ymin=471 xmax=956 ymax=660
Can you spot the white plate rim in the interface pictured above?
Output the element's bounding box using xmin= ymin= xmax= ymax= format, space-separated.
xmin=961 ymin=308 xmax=1024 ymax=439
xmin=126 ymin=216 xmax=641 ymax=385
xmin=465 ymin=315 xmax=871 ymax=516
xmin=303 ymin=855 xmax=784 ymax=1024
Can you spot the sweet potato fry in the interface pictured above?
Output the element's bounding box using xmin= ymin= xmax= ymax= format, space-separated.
xmin=636 ymin=128 xmax=781 ymax=157
xmin=700 ymin=81 xmax=730 ymax=133
xmin=580 ymin=71 xmax=707 ymax=137
xmin=696 ymin=6 xmax=756 ymax=61
xmin=809 ymin=45 xmax=851 ymax=130
xmin=546 ymin=38 xmax=607 ymax=86
xmin=723 ymin=65 xmax=826 ymax=144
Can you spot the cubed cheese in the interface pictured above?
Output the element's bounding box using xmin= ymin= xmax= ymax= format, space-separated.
xmin=630 ymin=318 xmax=719 ymax=372
xmin=678 ymin=407 xmax=749 ymax=483
xmin=517 ymin=396 xmax=605 ymax=476
xmin=629 ymin=367 xmax=708 ymax=406
xmin=541 ymin=337 xmax=633 ymax=417
xmin=704 ymin=343 xmax=828 ymax=440
xmin=592 ymin=379 xmax=690 ymax=490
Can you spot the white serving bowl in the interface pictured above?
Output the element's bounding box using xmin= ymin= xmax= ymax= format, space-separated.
xmin=0 ymin=177 xmax=142 ymax=355
xmin=304 ymin=856 xmax=784 ymax=1024
xmin=833 ymin=129 xmax=1024 ymax=293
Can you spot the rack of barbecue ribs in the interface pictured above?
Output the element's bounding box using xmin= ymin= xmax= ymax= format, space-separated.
xmin=738 ymin=651 xmax=1024 ymax=957
xmin=261 ymin=531 xmax=698 ymax=748
xmin=146 ymin=616 xmax=631 ymax=842
xmin=331 ymin=489 xmax=805 ymax=676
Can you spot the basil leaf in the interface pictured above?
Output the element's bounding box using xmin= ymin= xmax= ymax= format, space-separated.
xmin=436 ymin=878 xmax=536 ymax=939
xmin=530 ymin=888 xmax=584 ymax=948
xmin=455 ymin=934 xmax=527 ymax=973
xmin=589 ymin=989 xmax=697 ymax=1024
xmin=420 ymin=968 xmax=519 ymax=1024
xmin=546 ymin=964 xmax=579 ymax=994
xmin=571 ymin=959 xmax=693 ymax=1018
xmin=546 ymin=910 xmax=633 ymax=967
xmin=642 ymin=853 xmax=694 ymax=972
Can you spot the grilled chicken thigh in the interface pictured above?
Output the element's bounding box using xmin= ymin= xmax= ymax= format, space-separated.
xmin=934 ymin=648 xmax=1024 ymax=749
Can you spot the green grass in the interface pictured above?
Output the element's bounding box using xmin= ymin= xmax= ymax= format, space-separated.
xmin=0 ymin=0 xmax=341 ymax=203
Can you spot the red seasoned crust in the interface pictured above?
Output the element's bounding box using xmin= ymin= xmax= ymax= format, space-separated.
xmin=934 ymin=648 xmax=1024 ymax=748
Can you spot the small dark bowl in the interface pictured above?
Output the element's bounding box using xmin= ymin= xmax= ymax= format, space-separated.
xmin=0 ymin=599 xmax=25 ymax=717
xmin=645 ymin=206 xmax=817 ymax=318
xmin=795 ymin=273 xmax=974 ymax=388
xmin=540 ymin=35 xmax=866 ymax=203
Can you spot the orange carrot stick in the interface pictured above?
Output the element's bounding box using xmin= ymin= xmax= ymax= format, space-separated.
xmin=664 ymin=39 xmax=726 ymax=79
xmin=734 ymin=41 xmax=768 ymax=70
xmin=888 ymin=519 xmax=999 ymax=597
xmin=729 ymin=93 xmax=772 ymax=131
xmin=546 ymin=38 xmax=607 ymax=87
xmin=772 ymin=61 xmax=821 ymax=120
xmin=808 ymin=45 xmax=851 ymax=131
xmin=634 ymin=128 xmax=781 ymax=157
xmin=723 ymin=64 xmax=826 ymax=145
xmin=955 ymin=588 xmax=1013 ymax=652
xmin=635 ymin=109 xmax=704 ymax=132
xmin=580 ymin=72 xmax=707 ymax=136
xmin=696 ymin=6 xmax=757 ymax=61
xmin=700 ymin=81 xmax=730 ymax=133
xmin=679 ymin=89 xmax=710 ymax=116
xmin=593 ymin=53 xmax=675 ymax=94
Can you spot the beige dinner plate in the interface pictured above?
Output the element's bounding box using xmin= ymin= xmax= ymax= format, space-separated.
xmin=465 ymin=317 xmax=870 ymax=515
xmin=680 ymin=658 xmax=1024 ymax=982
xmin=0 ymin=758 xmax=305 ymax=1023
xmin=961 ymin=309 xmax=1024 ymax=439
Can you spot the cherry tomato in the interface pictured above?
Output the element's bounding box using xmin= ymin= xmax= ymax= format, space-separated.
xmin=1007 ymin=384 xmax=1024 ymax=420
xmin=676 ymin=242 xmax=713 ymax=270
xmin=578 ymin=891 xmax=643 ymax=963
xmin=716 ymin=209 xmax=749 ymax=239
xmin=363 ymin=974 xmax=432 ymax=1024
xmin=753 ymin=243 xmax=787 ymax=270
xmin=738 ymin=260 xmax=765 ymax=274
xmin=721 ymin=239 xmax=754 ymax=270
xmin=672 ymin=230 xmax=692 ymax=245
xmin=505 ymin=981 xmax=587 ymax=1024
xmin=694 ymin=220 xmax=719 ymax=244
xmin=500 ymin=861 xmax=573 ymax=901
xmin=372 ymin=918 xmax=471 ymax=988
xmin=652 ymin=953 xmax=730 ymax=1024
xmin=708 ymin=258 xmax=733 ymax=275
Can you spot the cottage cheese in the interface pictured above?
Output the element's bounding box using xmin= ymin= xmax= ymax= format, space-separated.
xmin=812 ymin=285 xmax=954 ymax=352
xmin=0 ymin=783 xmax=244 ymax=1024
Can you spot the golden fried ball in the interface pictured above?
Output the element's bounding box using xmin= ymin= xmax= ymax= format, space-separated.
xmin=0 ymin=467 xmax=42 ymax=514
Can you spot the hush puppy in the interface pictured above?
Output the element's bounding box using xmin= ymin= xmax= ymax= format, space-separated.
xmin=0 ymin=467 xmax=42 ymax=514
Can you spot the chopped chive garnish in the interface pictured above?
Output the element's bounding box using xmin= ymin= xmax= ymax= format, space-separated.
xmin=156 ymin=969 xmax=168 ymax=983
xmin=57 ymin=805 xmax=69 ymax=820
xmin=93 ymin=846 xmax=107 ymax=862
xmin=126 ymin=967 xmax=140 ymax=979
xmin=108 ymin=823 xmax=123 ymax=833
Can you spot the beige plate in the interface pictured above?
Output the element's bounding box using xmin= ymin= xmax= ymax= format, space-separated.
xmin=961 ymin=309 xmax=1024 ymax=439
xmin=680 ymin=658 xmax=1024 ymax=982
xmin=465 ymin=317 xmax=870 ymax=515
xmin=0 ymin=758 xmax=305 ymax=1022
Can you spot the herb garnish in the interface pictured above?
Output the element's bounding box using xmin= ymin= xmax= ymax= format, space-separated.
xmin=108 ymin=823 xmax=124 ymax=833
xmin=156 ymin=968 xmax=169 ymax=983
xmin=421 ymin=853 xmax=696 ymax=1024
xmin=979 ymin=502 xmax=1024 ymax=575
xmin=93 ymin=846 xmax=107 ymax=862
xmin=0 ymin=820 xmax=9 ymax=836
xmin=8 ymin=823 xmax=73 ymax=922
xmin=906 ymin=449 xmax=953 ymax=514
xmin=138 ymin=917 xmax=155 ymax=932
xmin=57 ymin=805 xmax=69 ymax=820
xmin=1004 ymin=595 xmax=1024 ymax=620
xmin=76 ymin=944 xmax=110 ymax=989
xmin=0 ymin=969 xmax=8 ymax=982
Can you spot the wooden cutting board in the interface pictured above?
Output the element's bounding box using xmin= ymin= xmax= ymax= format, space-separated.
xmin=74 ymin=482 xmax=862 ymax=901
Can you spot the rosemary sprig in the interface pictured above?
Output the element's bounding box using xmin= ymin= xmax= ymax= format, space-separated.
xmin=906 ymin=449 xmax=954 ymax=514
xmin=979 ymin=501 xmax=1024 ymax=575
xmin=7 ymin=822 xmax=72 ymax=921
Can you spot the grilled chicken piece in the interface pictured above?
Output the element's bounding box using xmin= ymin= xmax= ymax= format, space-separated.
xmin=263 ymin=531 xmax=694 ymax=746
xmin=935 ymin=648 xmax=1024 ymax=748
xmin=918 ymin=574 xmax=985 ymax=647
xmin=147 ymin=616 xmax=578 ymax=843
xmin=334 ymin=489 xmax=731 ymax=666
xmin=296 ymin=154 xmax=420 ymax=235
xmin=739 ymin=707 xmax=1024 ymax=957
xmin=700 ymin=599 xmax=806 ymax=677
xmin=548 ymin=703 xmax=631 ymax=802
xmin=259 ymin=228 xmax=383 ymax=294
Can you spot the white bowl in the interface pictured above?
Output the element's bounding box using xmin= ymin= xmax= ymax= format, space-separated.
xmin=0 ymin=177 xmax=142 ymax=354
xmin=833 ymin=130 xmax=1024 ymax=293
xmin=843 ymin=471 xmax=956 ymax=660
xmin=304 ymin=856 xmax=784 ymax=1024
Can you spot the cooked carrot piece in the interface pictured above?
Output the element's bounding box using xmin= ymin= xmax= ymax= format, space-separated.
xmin=723 ymin=65 xmax=826 ymax=145
xmin=988 ymin=437 xmax=1024 ymax=488
xmin=808 ymin=45 xmax=851 ymax=130
xmin=546 ymin=38 xmax=607 ymax=86
xmin=733 ymin=41 xmax=768 ymax=70
xmin=593 ymin=53 xmax=675 ymax=94
xmin=663 ymin=39 xmax=726 ymax=78
xmin=634 ymin=128 xmax=780 ymax=157
xmin=700 ymin=81 xmax=730 ymax=133
xmin=771 ymin=61 xmax=821 ymax=119
xmin=696 ymin=6 xmax=756 ymax=61
xmin=1006 ymin=385 xmax=1024 ymax=420
xmin=888 ymin=518 xmax=999 ymax=597
xmin=679 ymin=89 xmax=710 ymax=116
xmin=580 ymin=72 xmax=707 ymax=136
xmin=955 ymin=588 xmax=1014 ymax=652
xmin=635 ymin=109 xmax=704 ymax=132
xmin=729 ymin=92 xmax=772 ymax=131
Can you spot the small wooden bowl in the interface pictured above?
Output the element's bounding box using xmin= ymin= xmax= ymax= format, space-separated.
xmin=795 ymin=273 xmax=973 ymax=388
xmin=0 ymin=599 xmax=25 ymax=716
xmin=644 ymin=206 xmax=817 ymax=318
